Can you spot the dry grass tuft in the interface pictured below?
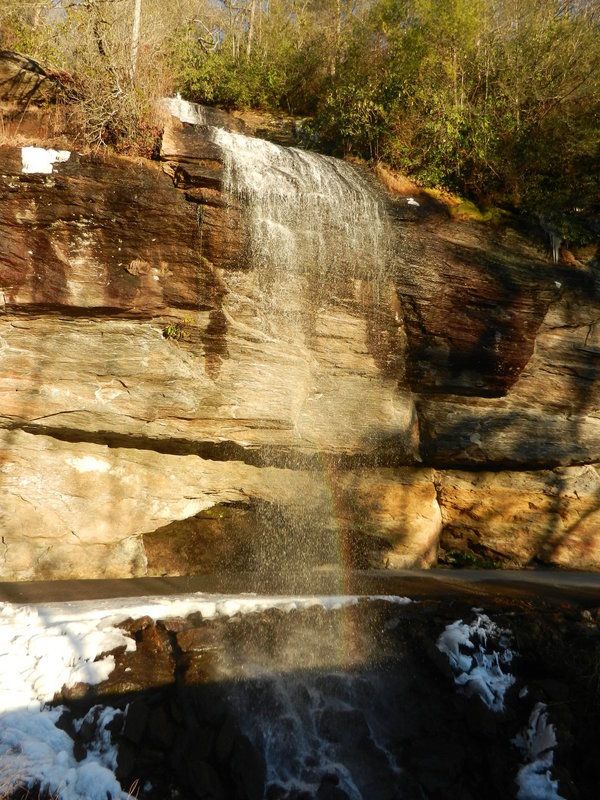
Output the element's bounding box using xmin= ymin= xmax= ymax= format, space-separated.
xmin=374 ymin=163 xmax=419 ymax=196
xmin=0 ymin=102 xmax=76 ymax=149
xmin=0 ymin=777 xmax=140 ymax=800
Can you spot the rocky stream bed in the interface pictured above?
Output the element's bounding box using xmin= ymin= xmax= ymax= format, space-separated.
xmin=4 ymin=580 xmax=597 ymax=800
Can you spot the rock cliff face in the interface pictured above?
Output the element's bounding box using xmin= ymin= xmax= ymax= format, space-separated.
xmin=0 ymin=50 xmax=61 ymax=105
xmin=1 ymin=99 xmax=599 ymax=580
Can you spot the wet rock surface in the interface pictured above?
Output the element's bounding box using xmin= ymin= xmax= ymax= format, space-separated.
xmin=38 ymin=594 xmax=600 ymax=800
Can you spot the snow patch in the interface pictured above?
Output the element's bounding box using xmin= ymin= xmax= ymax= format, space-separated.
xmin=66 ymin=456 xmax=111 ymax=474
xmin=436 ymin=612 xmax=515 ymax=712
xmin=407 ymin=197 xmax=420 ymax=206
xmin=513 ymin=703 xmax=565 ymax=800
xmin=0 ymin=602 xmax=134 ymax=711
xmin=21 ymin=146 xmax=71 ymax=174
xmin=0 ymin=601 xmax=133 ymax=800
xmin=0 ymin=707 xmax=126 ymax=800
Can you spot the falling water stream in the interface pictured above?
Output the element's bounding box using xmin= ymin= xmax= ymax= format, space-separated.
xmin=209 ymin=126 xmax=392 ymax=304
xmin=199 ymin=116 xmax=408 ymax=799
xmin=188 ymin=110 xmax=406 ymax=597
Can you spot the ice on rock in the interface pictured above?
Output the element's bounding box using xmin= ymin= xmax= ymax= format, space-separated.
xmin=514 ymin=703 xmax=566 ymax=800
xmin=436 ymin=612 xmax=515 ymax=712
xmin=514 ymin=702 xmax=558 ymax=761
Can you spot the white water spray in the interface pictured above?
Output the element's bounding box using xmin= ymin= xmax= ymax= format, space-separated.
xmin=209 ymin=127 xmax=392 ymax=308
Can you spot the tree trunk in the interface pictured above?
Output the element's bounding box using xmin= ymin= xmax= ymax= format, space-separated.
xmin=246 ymin=0 xmax=257 ymax=58
xmin=330 ymin=0 xmax=341 ymax=76
xmin=131 ymin=0 xmax=142 ymax=80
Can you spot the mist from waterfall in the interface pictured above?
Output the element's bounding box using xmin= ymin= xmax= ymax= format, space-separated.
xmin=195 ymin=128 xmax=410 ymax=798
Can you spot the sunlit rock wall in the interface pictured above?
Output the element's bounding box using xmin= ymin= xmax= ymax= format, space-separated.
xmin=1 ymin=101 xmax=599 ymax=579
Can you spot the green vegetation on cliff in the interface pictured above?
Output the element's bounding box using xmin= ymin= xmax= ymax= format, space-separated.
xmin=173 ymin=0 xmax=600 ymax=241
xmin=1 ymin=0 xmax=599 ymax=240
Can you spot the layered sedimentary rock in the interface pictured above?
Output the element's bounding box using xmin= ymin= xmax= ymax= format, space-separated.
xmin=0 ymin=50 xmax=61 ymax=104
xmin=1 ymin=99 xmax=599 ymax=579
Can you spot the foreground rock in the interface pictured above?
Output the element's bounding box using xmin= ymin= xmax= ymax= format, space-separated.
xmin=1 ymin=98 xmax=600 ymax=578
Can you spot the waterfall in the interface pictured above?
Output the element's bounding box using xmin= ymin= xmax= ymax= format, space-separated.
xmin=162 ymin=94 xmax=206 ymax=125
xmin=209 ymin=126 xmax=392 ymax=308
xmin=187 ymin=109 xmax=407 ymax=592
xmin=162 ymin=99 xmax=411 ymax=587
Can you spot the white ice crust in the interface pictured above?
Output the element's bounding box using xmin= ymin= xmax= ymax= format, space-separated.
xmin=21 ymin=146 xmax=71 ymax=174
xmin=436 ymin=612 xmax=515 ymax=712
xmin=513 ymin=703 xmax=566 ymax=800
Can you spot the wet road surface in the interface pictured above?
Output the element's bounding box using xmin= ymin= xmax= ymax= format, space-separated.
xmin=1 ymin=568 xmax=598 ymax=607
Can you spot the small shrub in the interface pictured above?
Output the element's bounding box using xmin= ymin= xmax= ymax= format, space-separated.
xmin=162 ymin=318 xmax=192 ymax=341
